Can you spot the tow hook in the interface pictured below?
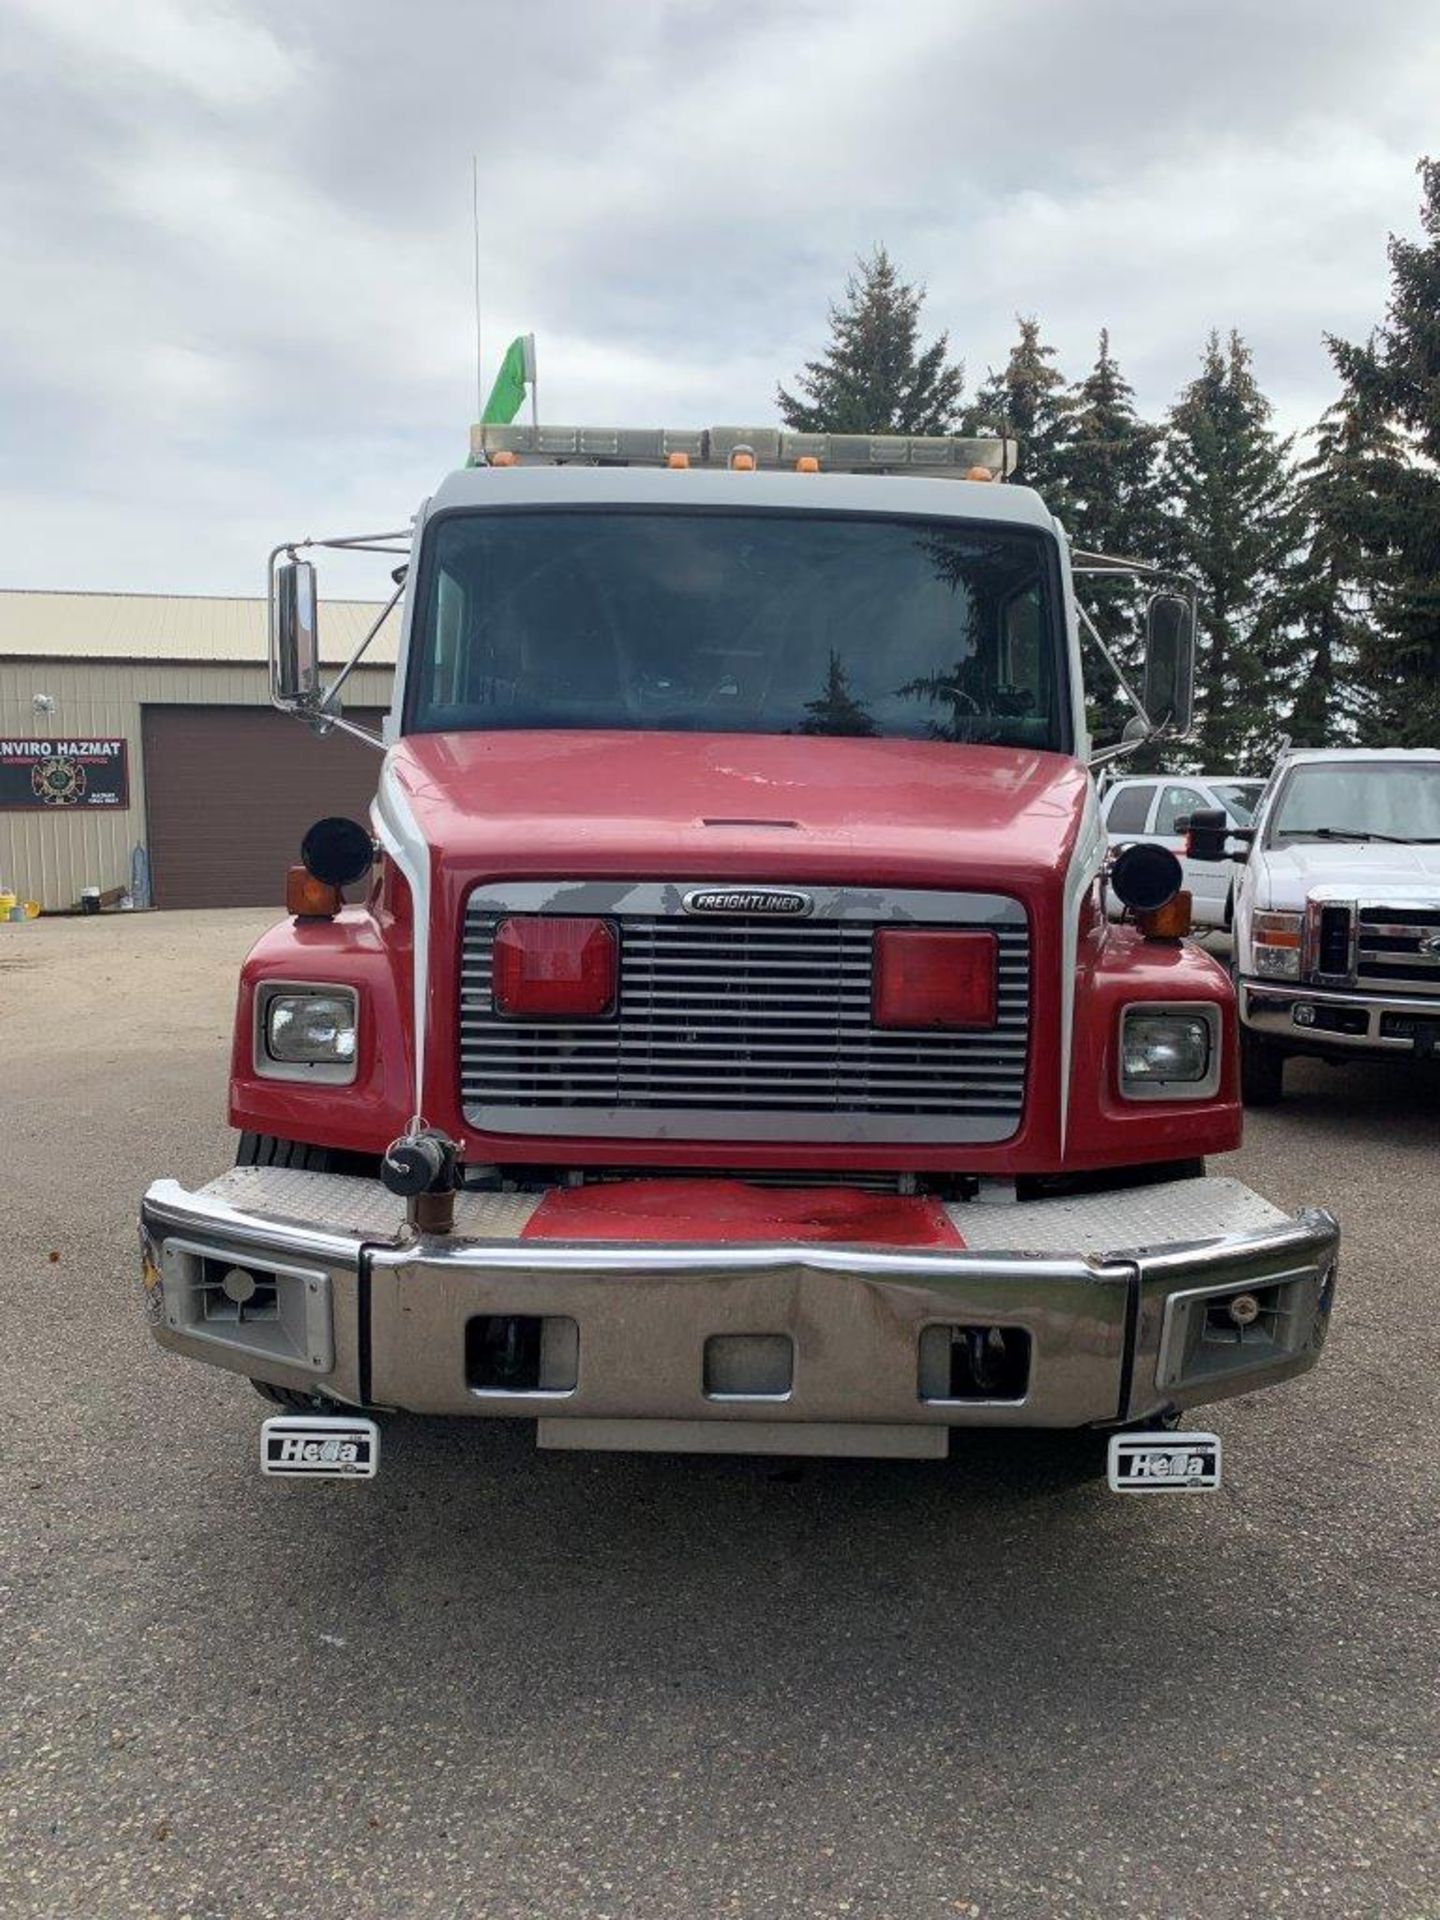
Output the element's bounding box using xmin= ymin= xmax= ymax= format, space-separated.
xmin=381 ymin=1128 xmax=460 ymax=1235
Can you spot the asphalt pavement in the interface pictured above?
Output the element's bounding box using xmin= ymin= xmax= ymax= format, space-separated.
xmin=2 ymin=910 xmax=1437 ymax=1920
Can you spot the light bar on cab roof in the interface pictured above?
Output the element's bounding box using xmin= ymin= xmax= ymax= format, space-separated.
xmin=470 ymin=423 xmax=1017 ymax=479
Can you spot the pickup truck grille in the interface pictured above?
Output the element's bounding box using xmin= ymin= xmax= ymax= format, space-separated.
xmin=1355 ymin=906 xmax=1440 ymax=988
xmin=459 ymin=883 xmax=1030 ymax=1144
xmin=1308 ymin=902 xmax=1440 ymax=990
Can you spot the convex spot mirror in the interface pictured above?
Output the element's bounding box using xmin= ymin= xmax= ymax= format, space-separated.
xmin=1110 ymin=841 xmax=1184 ymax=913
xmin=274 ymin=559 xmax=321 ymax=705
xmin=1142 ymin=592 xmax=1195 ymax=734
xmin=302 ymin=816 xmax=375 ymax=888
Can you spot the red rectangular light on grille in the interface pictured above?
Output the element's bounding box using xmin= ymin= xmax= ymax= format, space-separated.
xmin=872 ymin=929 xmax=998 ymax=1029
xmin=493 ymin=916 xmax=617 ymax=1018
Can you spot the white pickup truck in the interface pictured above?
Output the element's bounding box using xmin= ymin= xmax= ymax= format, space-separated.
xmin=1231 ymin=747 xmax=1440 ymax=1103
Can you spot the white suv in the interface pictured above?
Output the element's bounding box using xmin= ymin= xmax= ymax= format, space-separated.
xmin=1230 ymin=747 xmax=1440 ymax=1103
xmin=1102 ymin=773 xmax=1264 ymax=928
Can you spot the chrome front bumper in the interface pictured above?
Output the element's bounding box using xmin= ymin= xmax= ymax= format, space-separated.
xmin=1241 ymin=977 xmax=1440 ymax=1053
xmin=140 ymin=1170 xmax=1338 ymax=1445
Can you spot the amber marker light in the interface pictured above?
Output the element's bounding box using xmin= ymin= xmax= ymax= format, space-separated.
xmin=286 ymin=865 xmax=342 ymax=919
xmin=667 ymin=451 xmax=691 ymax=468
xmin=795 ymin=455 xmax=820 ymax=472
xmin=1136 ymin=891 xmax=1194 ymax=941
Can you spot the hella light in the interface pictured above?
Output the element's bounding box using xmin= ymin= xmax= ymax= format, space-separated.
xmin=1251 ymin=910 xmax=1303 ymax=980
xmin=262 ymin=989 xmax=358 ymax=1068
xmin=493 ymin=916 xmax=617 ymax=1018
xmin=872 ymin=929 xmax=998 ymax=1029
xmin=1120 ymin=1007 xmax=1218 ymax=1098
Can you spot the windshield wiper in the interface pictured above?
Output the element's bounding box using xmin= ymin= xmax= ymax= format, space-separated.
xmin=1278 ymin=826 xmax=1440 ymax=844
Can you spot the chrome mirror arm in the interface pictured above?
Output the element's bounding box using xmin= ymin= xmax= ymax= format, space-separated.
xmin=268 ymin=528 xmax=412 ymax=752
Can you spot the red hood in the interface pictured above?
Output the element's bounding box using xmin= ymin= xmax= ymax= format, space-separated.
xmin=387 ymin=730 xmax=1088 ymax=889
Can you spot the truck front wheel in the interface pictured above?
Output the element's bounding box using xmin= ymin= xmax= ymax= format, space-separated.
xmin=236 ymin=1133 xmax=379 ymax=1177
xmin=1240 ymin=1028 xmax=1286 ymax=1106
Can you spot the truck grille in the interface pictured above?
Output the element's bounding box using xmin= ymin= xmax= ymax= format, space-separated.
xmin=459 ymin=883 xmax=1030 ymax=1144
xmin=1356 ymin=906 xmax=1440 ymax=988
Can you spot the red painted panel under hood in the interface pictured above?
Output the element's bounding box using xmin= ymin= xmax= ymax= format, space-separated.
xmin=389 ymin=730 xmax=1088 ymax=887
xmin=387 ymin=730 xmax=1091 ymax=1171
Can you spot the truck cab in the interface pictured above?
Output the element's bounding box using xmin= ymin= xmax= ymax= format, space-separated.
xmin=139 ymin=426 xmax=1337 ymax=1472
xmin=1233 ymin=746 xmax=1440 ymax=1103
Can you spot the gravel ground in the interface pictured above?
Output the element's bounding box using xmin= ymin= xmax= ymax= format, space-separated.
xmin=2 ymin=910 xmax=1437 ymax=1920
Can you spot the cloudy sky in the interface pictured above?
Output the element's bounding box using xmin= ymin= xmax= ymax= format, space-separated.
xmin=2 ymin=0 xmax=1435 ymax=598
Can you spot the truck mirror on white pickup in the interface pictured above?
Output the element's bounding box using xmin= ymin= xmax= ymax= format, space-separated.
xmin=273 ymin=559 xmax=322 ymax=707
xmin=1141 ymin=592 xmax=1196 ymax=734
xmin=1185 ymin=806 xmax=1230 ymax=861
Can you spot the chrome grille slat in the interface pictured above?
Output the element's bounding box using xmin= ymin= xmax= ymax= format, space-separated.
xmin=461 ymin=1037 xmax=1027 ymax=1059
xmin=459 ymin=890 xmax=1031 ymax=1143
xmin=1344 ymin=904 xmax=1440 ymax=988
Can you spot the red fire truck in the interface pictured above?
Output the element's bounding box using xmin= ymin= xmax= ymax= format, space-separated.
xmin=140 ymin=425 xmax=1337 ymax=1487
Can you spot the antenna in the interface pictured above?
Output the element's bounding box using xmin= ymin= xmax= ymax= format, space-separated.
xmin=471 ymin=154 xmax=483 ymax=421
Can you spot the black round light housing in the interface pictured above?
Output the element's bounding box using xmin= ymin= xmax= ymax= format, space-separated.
xmin=1109 ymin=841 xmax=1183 ymax=914
xmin=301 ymin=816 xmax=374 ymax=888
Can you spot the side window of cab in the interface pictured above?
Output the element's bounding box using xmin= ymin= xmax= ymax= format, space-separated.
xmin=1104 ymin=783 xmax=1156 ymax=835
xmin=1153 ymin=784 xmax=1207 ymax=837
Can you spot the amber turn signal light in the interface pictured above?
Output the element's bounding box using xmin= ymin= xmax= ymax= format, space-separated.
xmin=286 ymin=865 xmax=342 ymax=919
xmin=1136 ymin=891 xmax=1193 ymax=940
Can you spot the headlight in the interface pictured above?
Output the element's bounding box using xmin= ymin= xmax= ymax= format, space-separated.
xmin=1120 ymin=1006 xmax=1219 ymax=1099
xmin=1251 ymin=910 xmax=1302 ymax=980
xmin=256 ymin=986 xmax=358 ymax=1081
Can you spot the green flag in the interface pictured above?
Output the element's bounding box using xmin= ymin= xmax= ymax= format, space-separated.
xmin=481 ymin=334 xmax=534 ymax=424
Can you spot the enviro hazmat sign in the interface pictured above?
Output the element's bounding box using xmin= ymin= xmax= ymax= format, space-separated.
xmin=0 ymin=738 xmax=130 ymax=809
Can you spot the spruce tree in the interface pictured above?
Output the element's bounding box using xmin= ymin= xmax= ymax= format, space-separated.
xmin=970 ymin=316 xmax=1075 ymax=509
xmin=1327 ymin=157 xmax=1440 ymax=746
xmin=1055 ymin=330 xmax=1164 ymax=742
xmin=798 ymin=651 xmax=878 ymax=736
xmin=1158 ymin=331 xmax=1302 ymax=769
xmin=1279 ymin=375 xmax=1404 ymax=746
xmin=777 ymin=247 xmax=965 ymax=434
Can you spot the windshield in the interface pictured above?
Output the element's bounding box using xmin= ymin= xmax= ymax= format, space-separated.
xmin=406 ymin=508 xmax=1068 ymax=748
xmin=1267 ymin=762 xmax=1440 ymax=845
xmin=1212 ymin=780 xmax=1262 ymax=825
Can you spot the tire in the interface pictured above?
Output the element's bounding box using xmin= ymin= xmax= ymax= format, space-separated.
xmin=1240 ymin=1027 xmax=1286 ymax=1106
xmin=251 ymin=1378 xmax=334 ymax=1411
xmin=236 ymin=1132 xmax=342 ymax=1172
xmin=251 ymin=1379 xmax=384 ymax=1419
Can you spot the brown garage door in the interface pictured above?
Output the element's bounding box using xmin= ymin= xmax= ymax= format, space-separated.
xmin=142 ymin=706 xmax=387 ymax=908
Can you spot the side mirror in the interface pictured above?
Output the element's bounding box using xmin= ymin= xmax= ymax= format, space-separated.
xmin=273 ymin=559 xmax=321 ymax=706
xmin=1141 ymin=592 xmax=1195 ymax=734
xmin=1186 ymin=807 xmax=1230 ymax=862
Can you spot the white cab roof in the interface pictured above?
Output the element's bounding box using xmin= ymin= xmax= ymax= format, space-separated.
xmin=428 ymin=463 xmax=1060 ymax=530
xmin=1276 ymin=747 xmax=1440 ymax=767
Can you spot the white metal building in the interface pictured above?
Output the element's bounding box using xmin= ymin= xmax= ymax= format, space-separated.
xmin=0 ymin=591 xmax=396 ymax=910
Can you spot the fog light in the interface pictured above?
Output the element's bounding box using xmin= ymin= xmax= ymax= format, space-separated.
xmin=1226 ymin=1292 xmax=1261 ymax=1328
